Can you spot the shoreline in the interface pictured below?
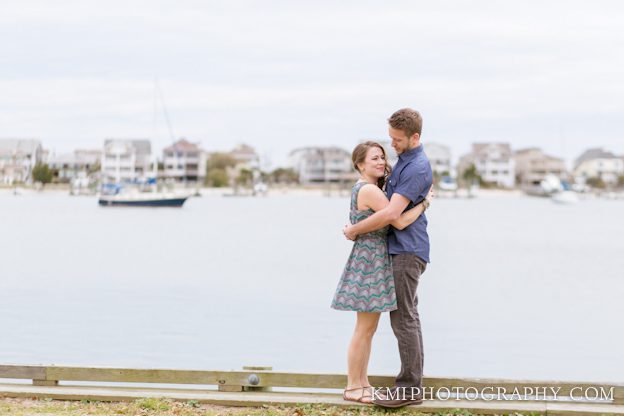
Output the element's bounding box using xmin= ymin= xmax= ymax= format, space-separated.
xmin=2 ymin=184 xmax=623 ymax=200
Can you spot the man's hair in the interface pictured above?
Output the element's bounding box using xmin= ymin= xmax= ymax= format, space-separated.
xmin=388 ymin=108 xmax=423 ymax=137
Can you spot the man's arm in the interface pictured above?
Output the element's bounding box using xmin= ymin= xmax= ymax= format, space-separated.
xmin=393 ymin=186 xmax=434 ymax=230
xmin=343 ymin=193 xmax=411 ymax=240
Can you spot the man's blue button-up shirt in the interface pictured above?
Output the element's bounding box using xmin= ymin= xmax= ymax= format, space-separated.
xmin=385 ymin=145 xmax=433 ymax=263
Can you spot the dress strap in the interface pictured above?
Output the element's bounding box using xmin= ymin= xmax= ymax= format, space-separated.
xmin=351 ymin=181 xmax=368 ymax=211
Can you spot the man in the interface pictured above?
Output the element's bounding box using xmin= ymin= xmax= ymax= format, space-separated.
xmin=343 ymin=108 xmax=433 ymax=408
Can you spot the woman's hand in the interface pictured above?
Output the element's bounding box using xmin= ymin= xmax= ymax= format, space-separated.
xmin=343 ymin=224 xmax=357 ymax=241
xmin=426 ymin=185 xmax=435 ymax=205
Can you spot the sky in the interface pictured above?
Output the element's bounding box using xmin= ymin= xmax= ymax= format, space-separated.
xmin=1 ymin=0 xmax=624 ymax=168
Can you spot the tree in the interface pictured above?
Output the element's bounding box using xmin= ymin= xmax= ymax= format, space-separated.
xmin=586 ymin=176 xmax=605 ymax=189
xmin=207 ymin=168 xmax=228 ymax=187
xmin=618 ymin=175 xmax=624 ymax=188
xmin=236 ymin=168 xmax=253 ymax=187
xmin=460 ymin=164 xmax=481 ymax=187
xmin=270 ymin=168 xmax=299 ymax=184
xmin=88 ymin=161 xmax=101 ymax=175
xmin=32 ymin=163 xmax=53 ymax=185
xmin=207 ymin=153 xmax=238 ymax=171
xmin=432 ymin=170 xmax=450 ymax=187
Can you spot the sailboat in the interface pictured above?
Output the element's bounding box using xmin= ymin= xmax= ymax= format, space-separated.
xmin=98 ymin=80 xmax=192 ymax=207
xmin=98 ymin=177 xmax=190 ymax=207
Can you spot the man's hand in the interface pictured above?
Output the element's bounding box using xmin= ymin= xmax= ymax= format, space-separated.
xmin=343 ymin=224 xmax=357 ymax=241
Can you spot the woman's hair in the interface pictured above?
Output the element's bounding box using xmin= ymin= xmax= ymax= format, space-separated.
xmin=352 ymin=141 xmax=392 ymax=189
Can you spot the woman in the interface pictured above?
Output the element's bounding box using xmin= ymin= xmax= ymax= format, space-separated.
xmin=330 ymin=141 xmax=432 ymax=404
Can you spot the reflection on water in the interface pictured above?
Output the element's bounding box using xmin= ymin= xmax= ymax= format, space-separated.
xmin=1 ymin=192 xmax=623 ymax=382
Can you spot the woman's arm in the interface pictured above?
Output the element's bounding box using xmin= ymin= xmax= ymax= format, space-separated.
xmin=358 ymin=185 xmax=433 ymax=230
xmin=393 ymin=198 xmax=428 ymax=230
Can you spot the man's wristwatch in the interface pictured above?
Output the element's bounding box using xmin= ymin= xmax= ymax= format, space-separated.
xmin=422 ymin=199 xmax=430 ymax=210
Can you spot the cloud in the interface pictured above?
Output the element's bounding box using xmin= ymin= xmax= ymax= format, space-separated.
xmin=0 ymin=0 xmax=623 ymax=165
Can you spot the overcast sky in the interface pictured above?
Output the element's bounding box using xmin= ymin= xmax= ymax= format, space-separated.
xmin=1 ymin=0 xmax=623 ymax=168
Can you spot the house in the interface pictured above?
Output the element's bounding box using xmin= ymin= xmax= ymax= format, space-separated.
xmin=101 ymin=139 xmax=152 ymax=183
xmin=47 ymin=149 xmax=102 ymax=182
xmin=288 ymin=146 xmax=355 ymax=184
xmin=163 ymin=139 xmax=207 ymax=182
xmin=458 ymin=143 xmax=515 ymax=188
xmin=423 ymin=143 xmax=452 ymax=176
xmin=0 ymin=139 xmax=42 ymax=184
xmin=514 ymin=148 xmax=567 ymax=186
xmin=229 ymin=143 xmax=260 ymax=170
xmin=573 ymin=148 xmax=624 ymax=185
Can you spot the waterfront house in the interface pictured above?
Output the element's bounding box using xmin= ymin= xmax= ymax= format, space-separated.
xmin=573 ymin=148 xmax=624 ymax=185
xmin=514 ymin=148 xmax=567 ymax=186
xmin=288 ymin=146 xmax=355 ymax=185
xmin=0 ymin=139 xmax=42 ymax=184
xmin=47 ymin=149 xmax=102 ymax=183
xmin=101 ymin=139 xmax=152 ymax=183
xmin=229 ymin=143 xmax=260 ymax=170
xmin=162 ymin=139 xmax=207 ymax=182
xmin=458 ymin=143 xmax=515 ymax=188
xmin=423 ymin=142 xmax=452 ymax=176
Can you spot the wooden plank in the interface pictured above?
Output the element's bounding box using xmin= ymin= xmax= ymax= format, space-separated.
xmin=242 ymin=366 xmax=272 ymax=392
xmin=1 ymin=383 xmax=623 ymax=415
xmin=613 ymin=386 xmax=624 ymax=404
xmin=424 ymin=377 xmax=624 ymax=401
xmin=39 ymin=366 xmax=624 ymax=398
xmin=33 ymin=380 xmax=58 ymax=386
xmin=218 ymin=385 xmax=244 ymax=392
xmin=45 ymin=366 xmax=353 ymax=388
xmin=0 ymin=365 xmax=46 ymax=380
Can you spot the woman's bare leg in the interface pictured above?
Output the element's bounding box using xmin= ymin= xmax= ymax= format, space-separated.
xmin=359 ymin=315 xmax=379 ymax=387
xmin=345 ymin=312 xmax=380 ymax=402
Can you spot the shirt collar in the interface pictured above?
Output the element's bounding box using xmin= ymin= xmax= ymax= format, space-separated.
xmin=398 ymin=144 xmax=423 ymax=162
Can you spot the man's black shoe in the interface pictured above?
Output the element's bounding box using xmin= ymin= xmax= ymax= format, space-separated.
xmin=371 ymin=386 xmax=423 ymax=408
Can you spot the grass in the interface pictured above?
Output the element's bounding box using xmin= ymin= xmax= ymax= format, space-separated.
xmin=0 ymin=397 xmax=543 ymax=416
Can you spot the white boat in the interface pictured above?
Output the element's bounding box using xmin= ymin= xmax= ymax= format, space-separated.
xmin=98 ymin=191 xmax=191 ymax=207
xmin=98 ymin=182 xmax=192 ymax=207
xmin=438 ymin=175 xmax=458 ymax=192
xmin=552 ymin=191 xmax=579 ymax=204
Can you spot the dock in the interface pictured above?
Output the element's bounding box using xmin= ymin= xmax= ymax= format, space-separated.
xmin=1 ymin=364 xmax=623 ymax=415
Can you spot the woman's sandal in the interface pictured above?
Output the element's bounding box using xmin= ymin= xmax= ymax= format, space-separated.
xmin=360 ymin=386 xmax=374 ymax=404
xmin=343 ymin=387 xmax=373 ymax=404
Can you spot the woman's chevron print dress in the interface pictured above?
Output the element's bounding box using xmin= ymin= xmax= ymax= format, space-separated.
xmin=331 ymin=182 xmax=398 ymax=313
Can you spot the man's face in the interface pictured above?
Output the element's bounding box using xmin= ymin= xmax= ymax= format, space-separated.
xmin=389 ymin=127 xmax=418 ymax=155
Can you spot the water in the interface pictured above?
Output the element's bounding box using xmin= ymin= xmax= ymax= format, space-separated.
xmin=1 ymin=191 xmax=623 ymax=383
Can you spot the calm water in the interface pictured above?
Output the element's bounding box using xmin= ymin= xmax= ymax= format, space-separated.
xmin=1 ymin=191 xmax=623 ymax=383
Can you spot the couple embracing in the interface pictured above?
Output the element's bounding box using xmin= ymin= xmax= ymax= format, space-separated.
xmin=331 ymin=108 xmax=433 ymax=408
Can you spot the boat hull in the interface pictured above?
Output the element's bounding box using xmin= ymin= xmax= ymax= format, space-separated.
xmin=98 ymin=197 xmax=188 ymax=207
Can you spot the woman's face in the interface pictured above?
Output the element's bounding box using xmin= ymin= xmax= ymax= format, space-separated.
xmin=359 ymin=146 xmax=387 ymax=178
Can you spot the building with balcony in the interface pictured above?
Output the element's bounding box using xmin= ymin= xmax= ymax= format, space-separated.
xmin=458 ymin=143 xmax=515 ymax=188
xmin=0 ymin=139 xmax=42 ymax=184
xmin=229 ymin=143 xmax=260 ymax=170
xmin=163 ymin=139 xmax=207 ymax=182
xmin=573 ymin=148 xmax=624 ymax=185
xmin=47 ymin=149 xmax=102 ymax=182
xmin=101 ymin=139 xmax=152 ymax=183
xmin=288 ymin=146 xmax=355 ymax=184
xmin=423 ymin=142 xmax=452 ymax=176
xmin=514 ymin=148 xmax=567 ymax=186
